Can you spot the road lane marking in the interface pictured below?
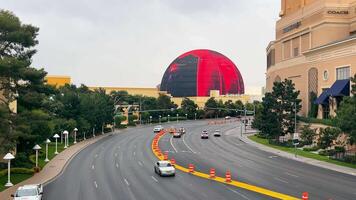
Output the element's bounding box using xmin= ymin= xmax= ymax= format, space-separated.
xmin=182 ymin=134 xmax=196 ymax=154
xmin=284 ymin=172 xmax=299 ymax=178
xmin=116 ymin=163 xmax=119 ymax=168
xmin=95 ymin=154 xmax=98 ymax=158
xmin=225 ymin=186 xmax=250 ymax=200
xmin=138 ymin=161 xmax=143 ymax=166
xmin=91 ymin=165 xmax=95 ymax=170
xmin=114 ymin=153 xmax=118 ymax=157
xmin=124 ymin=178 xmax=130 ymax=186
xmin=133 ymin=151 xmax=136 ymax=156
xmin=94 ymin=181 xmax=98 ymax=188
xmin=268 ymin=155 xmax=278 ymax=159
xmin=169 ymin=136 xmax=178 ymax=153
xmin=151 ymin=176 xmax=158 ymax=183
xmin=151 ymin=131 xmax=299 ymax=200
xmin=274 ymin=177 xmax=289 ymax=184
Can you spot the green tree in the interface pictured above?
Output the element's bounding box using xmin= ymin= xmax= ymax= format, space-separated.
xmin=319 ymin=127 xmax=341 ymax=149
xmin=308 ymin=91 xmax=318 ymax=118
xmin=181 ymin=98 xmax=198 ymax=119
xmin=204 ymin=97 xmax=218 ymax=118
xmin=300 ymin=124 xmax=316 ymax=145
xmin=335 ymin=73 xmax=356 ymax=144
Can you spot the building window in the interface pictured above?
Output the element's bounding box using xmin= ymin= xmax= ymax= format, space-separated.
xmin=293 ymin=47 xmax=299 ymax=57
xmin=336 ymin=66 xmax=350 ymax=80
xmin=267 ymin=49 xmax=275 ymax=69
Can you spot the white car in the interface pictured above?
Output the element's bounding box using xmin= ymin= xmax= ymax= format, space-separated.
xmin=154 ymin=160 xmax=175 ymax=176
xmin=213 ymin=130 xmax=221 ymax=137
xmin=153 ymin=125 xmax=163 ymax=133
xmin=12 ymin=184 xmax=43 ymax=200
xmin=201 ymin=130 xmax=209 ymax=139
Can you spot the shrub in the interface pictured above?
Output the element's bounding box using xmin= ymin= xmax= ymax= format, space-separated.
xmin=0 ymin=168 xmax=34 ymax=177
xmin=303 ymin=146 xmax=320 ymax=152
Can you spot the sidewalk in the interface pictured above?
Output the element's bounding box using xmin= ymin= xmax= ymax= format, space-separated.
xmin=0 ymin=132 xmax=114 ymax=200
xmin=235 ymin=128 xmax=356 ymax=177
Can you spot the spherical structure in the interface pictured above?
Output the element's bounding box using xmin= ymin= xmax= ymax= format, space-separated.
xmin=160 ymin=49 xmax=244 ymax=97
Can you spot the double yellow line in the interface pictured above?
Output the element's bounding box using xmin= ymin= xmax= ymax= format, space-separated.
xmin=151 ymin=131 xmax=300 ymax=200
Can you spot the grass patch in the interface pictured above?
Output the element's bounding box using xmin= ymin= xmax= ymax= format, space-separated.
xmin=0 ymin=173 xmax=33 ymax=192
xmin=249 ymin=135 xmax=356 ymax=169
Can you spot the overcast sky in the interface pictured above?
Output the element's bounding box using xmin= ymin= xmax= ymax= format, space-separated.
xmin=1 ymin=0 xmax=279 ymax=90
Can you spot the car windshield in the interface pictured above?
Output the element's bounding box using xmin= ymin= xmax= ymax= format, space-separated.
xmin=160 ymin=162 xmax=172 ymax=167
xmin=16 ymin=188 xmax=37 ymax=197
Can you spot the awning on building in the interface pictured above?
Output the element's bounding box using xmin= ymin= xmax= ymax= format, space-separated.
xmin=314 ymin=89 xmax=330 ymax=105
xmin=328 ymin=79 xmax=350 ymax=97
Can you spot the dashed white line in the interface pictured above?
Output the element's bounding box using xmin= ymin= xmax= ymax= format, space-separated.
xmin=91 ymin=165 xmax=95 ymax=170
xmin=226 ymin=187 xmax=250 ymax=200
xmin=169 ymin=136 xmax=178 ymax=153
xmin=182 ymin=134 xmax=196 ymax=154
xmin=133 ymin=152 xmax=136 ymax=156
xmin=285 ymin=172 xmax=299 ymax=178
xmin=124 ymin=178 xmax=130 ymax=186
xmin=114 ymin=153 xmax=118 ymax=157
xmin=94 ymin=181 xmax=98 ymax=188
xmin=138 ymin=161 xmax=143 ymax=166
xmin=116 ymin=163 xmax=119 ymax=168
xmin=274 ymin=177 xmax=289 ymax=184
xmin=95 ymin=154 xmax=98 ymax=158
xmin=151 ymin=176 xmax=158 ymax=183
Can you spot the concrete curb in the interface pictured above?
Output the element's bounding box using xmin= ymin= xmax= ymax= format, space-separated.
xmin=234 ymin=128 xmax=356 ymax=177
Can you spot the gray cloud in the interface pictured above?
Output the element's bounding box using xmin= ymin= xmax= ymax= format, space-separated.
xmin=1 ymin=0 xmax=279 ymax=89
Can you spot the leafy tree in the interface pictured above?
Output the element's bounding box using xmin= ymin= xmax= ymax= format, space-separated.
xmin=204 ymin=97 xmax=218 ymax=118
xmin=319 ymin=127 xmax=341 ymax=149
xmin=335 ymin=73 xmax=356 ymax=144
xmin=300 ymin=124 xmax=316 ymax=145
xmin=308 ymin=91 xmax=318 ymax=118
xmin=181 ymin=98 xmax=198 ymax=119
xmin=224 ymin=100 xmax=237 ymax=116
xmin=157 ymin=94 xmax=176 ymax=110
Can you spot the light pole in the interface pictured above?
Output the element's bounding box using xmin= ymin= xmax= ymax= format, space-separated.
xmin=60 ymin=131 xmax=63 ymax=144
xmin=53 ymin=134 xmax=60 ymax=154
xmin=185 ymin=113 xmax=188 ymax=120
xmin=73 ymin=128 xmax=78 ymax=144
xmin=176 ymin=114 xmax=179 ymax=123
xmin=93 ymin=127 xmax=95 ymax=138
xmin=3 ymin=153 xmax=15 ymax=187
xmin=168 ymin=115 xmax=170 ymax=122
xmin=102 ymin=123 xmax=104 ymax=135
xmin=159 ymin=115 xmax=161 ymax=124
xmin=293 ymin=102 xmax=298 ymax=158
xmin=149 ymin=116 xmax=152 ymax=124
xmin=195 ymin=113 xmax=197 ymax=120
xmin=63 ymin=130 xmax=68 ymax=149
xmin=33 ymin=144 xmax=41 ymax=168
xmin=83 ymin=131 xmax=86 ymax=140
xmin=45 ymin=139 xmax=51 ymax=162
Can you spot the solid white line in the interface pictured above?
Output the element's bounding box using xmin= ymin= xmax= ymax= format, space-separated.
xmin=124 ymin=178 xmax=130 ymax=186
xmin=138 ymin=161 xmax=143 ymax=166
xmin=284 ymin=172 xmax=299 ymax=178
xmin=91 ymin=165 xmax=95 ymax=170
xmin=274 ymin=177 xmax=289 ymax=184
xmin=151 ymin=176 xmax=158 ymax=183
xmin=182 ymin=134 xmax=196 ymax=154
xmin=226 ymin=187 xmax=250 ymax=200
xmin=94 ymin=181 xmax=98 ymax=188
xmin=170 ymin=136 xmax=178 ymax=153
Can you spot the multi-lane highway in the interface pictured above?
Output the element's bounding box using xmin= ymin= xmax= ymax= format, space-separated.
xmin=44 ymin=120 xmax=356 ymax=200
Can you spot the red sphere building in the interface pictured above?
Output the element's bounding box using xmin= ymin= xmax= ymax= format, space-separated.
xmin=160 ymin=49 xmax=244 ymax=97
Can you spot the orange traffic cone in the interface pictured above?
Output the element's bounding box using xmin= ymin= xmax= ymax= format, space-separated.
xmin=225 ymin=170 xmax=232 ymax=182
xmin=302 ymin=192 xmax=308 ymax=200
xmin=210 ymin=168 xmax=216 ymax=178
xmin=188 ymin=164 xmax=195 ymax=173
xmin=163 ymin=152 xmax=168 ymax=160
xmin=170 ymin=157 xmax=176 ymax=165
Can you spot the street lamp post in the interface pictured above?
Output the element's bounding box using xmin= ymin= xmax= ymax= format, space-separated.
xmin=33 ymin=144 xmax=41 ymax=168
xmin=149 ymin=116 xmax=152 ymax=124
xmin=83 ymin=131 xmax=86 ymax=140
xmin=159 ymin=115 xmax=161 ymax=124
xmin=63 ymin=130 xmax=68 ymax=149
xmin=53 ymin=134 xmax=60 ymax=154
xmin=73 ymin=128 xmax=78 ymax=144
xmin=93 ymin=127 xmax=95 ymax=138
xmin=45 ymin=139 xmax=51 ymax=162
xmin=195 ymin=113 xmax=197 ymax=120
xmin=102 ymin=123 xmax=104 ymax=135
xmin=3 ymin=153 xmax=15 ymax=187
xmin=176 ymin=114 xmax=179 ymax=123
xmin=168 ymin=115 xmax=170 ymax=122
xmin=185 ymin=113 xmax=188 ymax=120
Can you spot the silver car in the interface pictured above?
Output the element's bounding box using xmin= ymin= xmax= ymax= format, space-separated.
xmin=213 ymin=130 xmax=221 ymax=137
xmin=154 ymin=160 xmax=175 ymax=176
xmin=12 ymin=184 xmax=43 ymax=200
xmin=153 ymin=125 xmax=163 ymax=133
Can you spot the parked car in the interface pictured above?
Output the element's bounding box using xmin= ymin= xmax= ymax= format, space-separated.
xmin=12 ymin=184 xmax=43 ymax=200
xmin=153 ymin=125 xmax=163 ymax=133
xmin=201 ymin=130 xmax=209 ymax=139
xmin=225 ymin=116 xmax=231 ymax=119
xmin=173 ymin=131 xmax=182 ymax=138
xmin=213 ymin=130 xmax=221 ymax=137
xmin=154 ymin=160 xmax=175 ymax=176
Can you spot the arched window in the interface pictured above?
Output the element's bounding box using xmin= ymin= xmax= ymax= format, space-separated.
xmin=308 ymin=68 xmax=318 ymax=117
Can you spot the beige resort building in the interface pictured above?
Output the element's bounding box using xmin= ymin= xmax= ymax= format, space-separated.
xmin=266 ymin=0 xmax=356 ymax=119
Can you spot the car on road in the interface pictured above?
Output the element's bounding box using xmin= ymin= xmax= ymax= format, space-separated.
xmin=201 ymin=130 xmax=209 ymax=139
xmin=173 ymin=131 xmax=182 ymax=138
xmin=168 ymin=126 xmax=176 ymax=134
xmin=178 ymin=127 xmax=186 ymax=134
xmin=12 ymin=184 xmax=43 ymax=200
xmin=154 ymin=160 xmax=175 ymax=176
xmin=153 ymin=125 xmax=163 ymax=133
xmin=213 ymin=130 xmax=221 ymax=137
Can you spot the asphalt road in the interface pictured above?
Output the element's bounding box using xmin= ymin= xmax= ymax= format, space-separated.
xmin=45 ymin=120 xmax=356 ymax=200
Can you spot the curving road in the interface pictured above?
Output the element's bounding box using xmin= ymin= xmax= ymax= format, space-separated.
xmin=44 ymin=120 xmax=356 ymax=200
